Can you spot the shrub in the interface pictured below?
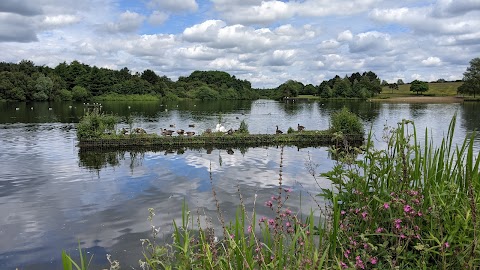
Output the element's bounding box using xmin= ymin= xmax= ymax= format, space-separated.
xmin=330 ymin=107 xmax=364 ymax=135
xmin=287 ymin=127 xmax=295 ymax=134
xmin=237 ymin=120 xmax=249 ymax=134
xmin=77 ymin=110 xmax=117 ymax=139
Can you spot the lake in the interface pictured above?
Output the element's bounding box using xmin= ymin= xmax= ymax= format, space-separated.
xmin=1 ymin=99 xmax=479 ymax=269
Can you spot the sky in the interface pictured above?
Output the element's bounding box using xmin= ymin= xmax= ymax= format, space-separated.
xmin=0 ymin=0 xmax=479 ymax=88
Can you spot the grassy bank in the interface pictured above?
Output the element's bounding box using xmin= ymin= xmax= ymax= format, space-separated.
xmin=92 ymin=93 xmax=162 ymax=102
xmin=377 ymin=82 xmax=462 ymax=99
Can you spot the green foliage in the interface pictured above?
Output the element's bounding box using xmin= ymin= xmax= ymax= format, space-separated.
xmin=459 ymin=57 xmax=480 ymax=97
xmin=58 ymin=89 xmax=73 ymax=101
xmin=192 ymin=85 xmax=220 ymax=100
xmin=287 ymin=127 xmax=295 ymax=134
xmin=93 ymin=93 xmax=160 ymax=101
xmin=237 ymin=120 xmax=249 ymax=134
xmin=330 ymin=107 xmax=364 ymax=135
xmin=76 ymin=111 xmax=117 ymax=139
xmin=61 ymin=243 xmax=93 ymax=270
xmin=410 ymin=80 xmax=429 ymax=95
xmin=320 ymin=116 xmax=480 ymax=268
xmin=72 ymin=86 xmax=90 ymax=101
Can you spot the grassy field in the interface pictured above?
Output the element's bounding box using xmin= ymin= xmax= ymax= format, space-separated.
xmin=378 ymin=81 xmax=462 ymax=98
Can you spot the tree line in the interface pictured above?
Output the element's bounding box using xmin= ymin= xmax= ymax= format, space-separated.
xmin=1 ymin=58 xmax=477 ymax=102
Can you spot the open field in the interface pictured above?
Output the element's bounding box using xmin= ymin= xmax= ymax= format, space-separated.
xmin=378 ymin=81 xmax=462 ymax=98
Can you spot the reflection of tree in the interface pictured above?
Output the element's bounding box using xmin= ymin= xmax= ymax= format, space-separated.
xmin=460 ymin=103 xmax=480 ymax=134
xmin=408 ymin=103 xmax=428 ymax=118
xmin=78 ymin=150 xmax=124 ymax=171
xmin=317 ymin=100 xmax=381 ymax=123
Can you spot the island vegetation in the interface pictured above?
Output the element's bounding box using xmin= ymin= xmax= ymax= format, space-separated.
xmin=2 ymin=58 xmax=478 ymax=103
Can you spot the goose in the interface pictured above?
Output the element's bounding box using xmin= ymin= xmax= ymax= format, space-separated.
xmin=227 ymin=128 xmax=234 ymax=135
xmin=186 ymin=131 xmax=195 ymax=136
xmin=169 ymin=124 xmax=176 ymax=128
xmin=205 ymin=128 xmax=212 ymax=134
xmin=162 ymin=129 xmax=174 ymax=136
xmin=177 ymin=129 xmax=185 ymax=135
xmin=276 ymin=125 xmax=283 ymax=135
xmin=297 ymin=124 xmax=305 ymax=131
xmin=121 ymin=128 xmax=128 ymax=135
xmin=226 ymin=149 xmax=234 ymax=155
xmin=134 ymin=128 xmax=147 ymax=134
xmin=188 ymin=124 xmax=195 ymax=127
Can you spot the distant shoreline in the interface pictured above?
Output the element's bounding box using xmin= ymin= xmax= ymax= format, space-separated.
xmin=369 ymin=96 xmax=465 ymax=103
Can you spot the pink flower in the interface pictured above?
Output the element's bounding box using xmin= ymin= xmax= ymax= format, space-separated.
xmin=247 ymin=225 xmax=252 ymax=233
xmin=265 ymin=200 xmax=273 ymax=208
xmin=403 ymin=205 xmax=412 ymax=213
xmin=369 ymin=257 xmax=378 ymax=265
xmin=286 ymin=222 xmax=291 ymax=227
xmin=268 ymin=219 xmax=275 ymax=226
xmin=400 ymin=234 xmax=406 ymax=239
xmin=340 ymin=261 xmax=348 ymax=269
xmin=361 ymin=212 xmax=368 ymax=220
xmin=230 ymin=234 xmax=234 ymax=239
xmin=417 ymin=211 xmax=423 ymax=217
xmin=341 ymin=210 xmax=346 ymax=215
xmin=375 ymin=227 xmax=384 ymax=233
xmin=284 ymin=188 xmax=292 ymax=193
xmin=344 ymin=249 xmax=351 ymax=258
xmin=444 ymin=242 xmax=450 ymax=249
xmin=355 ymin=256 xmax=365 ymax=269
xmin=285 ymin=209 xmax=292 ymax=216
xmin=259 ymin=217 xmax=267 ymax=223
xmin=383 ymin=203 xmax=390 ymax=209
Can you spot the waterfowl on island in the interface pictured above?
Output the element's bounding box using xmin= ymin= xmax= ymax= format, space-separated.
xmin=276 ymin=125 xmax=283 ymax=134
xmin=297 ymin=123 xmax=305 ymax=131
xmin=121 ymin=128 xmax=128 ymax=135
xmin=215 ymin=124 xmax=226 ymax=132
xmin=177 ymin=129 xmax=185 ymax=135
xmin=162 ymin=129 xmax=174 ymax=136
xmin=134 ymin=128 xmax=147 ymax=134
xmin=169 ymin=124 xmax=176 ymax=128
xmin=186 ymin=131 xmax=195 ymax=136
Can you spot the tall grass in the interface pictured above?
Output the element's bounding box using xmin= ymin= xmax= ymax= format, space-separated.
xmin=65 ymin=115 xmax=480 ymax=269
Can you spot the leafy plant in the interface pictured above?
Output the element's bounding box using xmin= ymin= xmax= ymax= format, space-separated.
xmin=238 ymin=120 xmax=249 ymax=134
xmin=61 ymin=243 xmax=93 ymax=270
xmin=330 ymin=106 xmax=364 ymax=135
xmin=76 ymin=110 xmax=117 ymax=139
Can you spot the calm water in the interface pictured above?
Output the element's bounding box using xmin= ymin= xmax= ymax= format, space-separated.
xmin=1 ymin=99 xmax=479 ymax=269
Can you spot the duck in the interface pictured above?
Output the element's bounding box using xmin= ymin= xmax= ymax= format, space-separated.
xmin=297 ymin=124 xmax=305 ymax=131
xmin=121 ymin=128 xmax=128 ymax=135
xmin=176 ymin=129 xmax=185 ymax=135
xmin=188 ymin=124 xmax=195 ymax=127
xmin=186 ymin=131 xmax=195 ymax=136
xmin=226 ymin=149 xmax=234 ymax=155
xmin=276 ymin=125 xmax=283 ymax=135
xmin=169 ymin=124 xmax=176 ymax=128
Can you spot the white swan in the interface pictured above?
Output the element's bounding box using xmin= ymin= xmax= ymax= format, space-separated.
xmin=215 ymin=123 xmax=226 ymax=132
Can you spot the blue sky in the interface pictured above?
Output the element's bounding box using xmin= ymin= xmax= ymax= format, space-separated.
xmin=0 ymin=0 xmax=479 ymax=88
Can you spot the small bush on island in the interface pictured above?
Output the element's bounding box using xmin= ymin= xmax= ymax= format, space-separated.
xmin=76 ymin=110 xmax=117 ymax=139
xmin=330 ymin=107 xmax=364 ymax=135
xmin=238 ymin=120 xmax=249 ymax=134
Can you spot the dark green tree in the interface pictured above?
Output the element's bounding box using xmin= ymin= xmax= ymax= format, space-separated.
xmin=459 ymin=58 xmax=480 ymax=97
xmin=410 ymin=80 xmax=429 ymax=95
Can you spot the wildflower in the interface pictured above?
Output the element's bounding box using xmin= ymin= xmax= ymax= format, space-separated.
xmin=341 ymin=210 xmax=346 ymax=215
xmin=383 ymin=203 xmax=390 ymax=209
xmin=361 ymin=211 xmax=368 ymax=220
xmin=355 ymin=256 xmax=365 ymax=269
xmin=403 ymin=205 xmax=412 ymax=213
xmin=268 ymin=219 xmax=275 ymax=226
xmin=414 ymin=225 xmax=419 ymax=231
xmin=284 ymin=188 xmax=292 ymax=193
xmin=340 ymin=261 xmax=348 ymax=269
xmin=285 ymin=209 xmax=292 ymax=216
xmin=230 ymin=234 xmax=235 ymax=239
xmin=259 ymin=217 xmax=267 ymax=223
xmin=265 ymin=200 xmax=273 ymax=208
xmin=444 ymin=242 xmax=450 ymax=249
xmin=394 ymin=219 xmax=402 ymax=229
xmin=247 ymin=225 xmax=252 ymax=233
xmin=286 ymin=222 xmax=291 ymax=227
xmin=369 ymin=257 xmax=378 ymax=265
xmin=344 ymin=249 xmax=351 ymax=258
xmin=375 ymin=227 xmax=384 ymax=233
xmin=400 ymin=234 xmax=406 ymax=239
xmin=417 ymin=211 xmax=423 ymax=217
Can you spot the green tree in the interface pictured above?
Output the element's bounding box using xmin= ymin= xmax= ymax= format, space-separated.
xmin=410 ymin=80 xmax=429 ymax=95
xmin=72 ymin=85 xmax=90 ymax=101
xmin=460 ymin=58 xmax=480 ymax=97
xmin=34 ymin=74 xmax=54 ymax=100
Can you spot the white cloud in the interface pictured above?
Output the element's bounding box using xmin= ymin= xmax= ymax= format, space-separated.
xmin=337 ymin=30 xmax=353 ymax=41
xmin=148 ymin=0 xmax=198 ymax=12
xmin=421 ymin=56 xmax=442 ymax=66
xmin=103 ymin=11 xmax=145 ymax=34
xmin=148 ymin=11 xmax=168 ymax=26
xmin=43 ymin=14 xmax=81 ymax=27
